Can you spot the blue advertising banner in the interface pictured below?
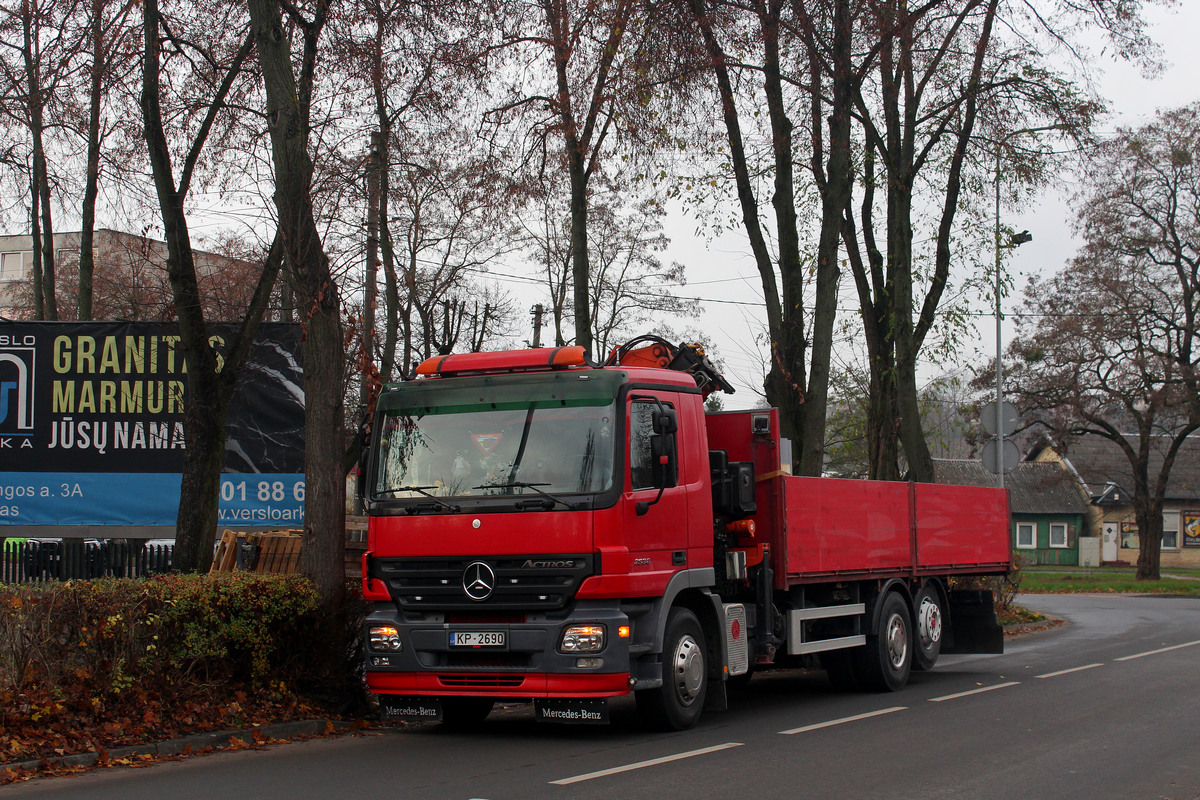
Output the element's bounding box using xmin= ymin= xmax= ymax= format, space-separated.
xmin=0 ymin=322 xmax=304 ymax=530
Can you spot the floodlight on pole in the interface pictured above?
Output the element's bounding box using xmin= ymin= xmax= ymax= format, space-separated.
xmin=993 ymin=128 xmax=1057 ymax=488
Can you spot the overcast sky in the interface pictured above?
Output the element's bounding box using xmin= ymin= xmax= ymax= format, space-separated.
xmin=664 ymin=2 xmax=1200 ymax=407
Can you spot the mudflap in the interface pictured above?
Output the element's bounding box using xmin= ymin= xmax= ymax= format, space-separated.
xmin=943 ymin=589 xmax=1005 ymax=654
xmin=534 ymin=698 xmax=609 ymax=724
xmin=378 ymin=695 xmax=443 ymax=723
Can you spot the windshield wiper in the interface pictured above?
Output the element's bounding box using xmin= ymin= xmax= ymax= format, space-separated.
xmin=378 ymin=484 xmax=461 ymax=513
xmin=470 ymin=481 xmax=578 ymax=510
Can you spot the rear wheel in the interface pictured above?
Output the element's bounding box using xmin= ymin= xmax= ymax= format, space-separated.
xmin=440 ymin=697 xmax=494 ymax=729
xmin=912 ymin=582 xmax=944 ymax=672
xmin=637 ymin=607 xmax=707 ymax=730
xmin=852 ymin=591 xmax=912 ymax=692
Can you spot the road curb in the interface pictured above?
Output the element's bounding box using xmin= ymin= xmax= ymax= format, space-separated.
xmin=1004 ymin=612 xmax=1066 ymax=636
xmin=1 ymin=719 xmax=353 ymax=776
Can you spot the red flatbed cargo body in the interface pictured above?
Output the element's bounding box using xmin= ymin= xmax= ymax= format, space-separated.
xmin=705 ymin=409 xmax=1010 ymax=589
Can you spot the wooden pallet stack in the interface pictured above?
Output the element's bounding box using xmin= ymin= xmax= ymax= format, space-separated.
xmin=210 ymin=529 xmax=303 ymax=574
xmin=345 ymin=516 xmax=367 ymax=579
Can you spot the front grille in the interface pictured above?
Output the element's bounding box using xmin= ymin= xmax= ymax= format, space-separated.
xmin=438 ymin=674 xmax=526 ymax=688
xmin=372 ymin=554 xmax=595 ymax=612
xmin=445 ymin=653 xmax=530 ymax=669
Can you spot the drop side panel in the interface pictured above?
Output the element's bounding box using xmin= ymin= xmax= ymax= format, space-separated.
xmin=913 ymin=483 xmax=1011 ymax=570
xmin=783 ymin=476 xmax=912 ymax=577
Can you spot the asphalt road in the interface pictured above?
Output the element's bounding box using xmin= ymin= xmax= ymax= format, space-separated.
xmin=9 ymin=593 xmax=1200 ymax=800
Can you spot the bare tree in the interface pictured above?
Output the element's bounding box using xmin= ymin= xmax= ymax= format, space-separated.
xmin=0 ymin=0 xmax=79 ymax=319
xmin=1006 ymin=104 xmax=1200 ymax=581
xmin=142 ymin=0 xmax=283 ymax=572
xmin=586 ymin=193 xmax=700 ymax=356
xmin=486 ymin=0 xmax=678 ymax=356
xmin=247 ymin=0 xmax=346 ymax=610
xmin=326 ymin=0 xmax=490 ymax=387
xmin=681 ymin=0 xmax=851 ymax=476
xmin=71 ymin=0 xmax=138 ymax=319
xmin=387 ymin=149 xmax=522 ymax=363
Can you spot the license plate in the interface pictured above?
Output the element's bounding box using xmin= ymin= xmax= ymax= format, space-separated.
xmin=450 ymin=630 xmax=506 ymax=648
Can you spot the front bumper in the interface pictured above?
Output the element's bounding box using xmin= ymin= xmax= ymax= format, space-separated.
xmin=367 ymin=670 xmax=631 ymax=698
xmin=364 ymin=599 xmax=633 ymax=699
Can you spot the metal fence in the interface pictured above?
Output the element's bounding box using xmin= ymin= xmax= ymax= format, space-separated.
xmin=0 ymin=540 xmax=174 ymax=584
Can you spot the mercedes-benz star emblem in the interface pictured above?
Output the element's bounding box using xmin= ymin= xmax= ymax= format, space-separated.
xmin=462 ymin=561 xmax=496 ymax=602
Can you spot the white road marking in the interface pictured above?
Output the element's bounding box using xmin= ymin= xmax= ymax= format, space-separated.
xmin=1036 ymin=663 xmax=1104 ymax=679
xmin=778 ymin=706 xmax=907 ymax=735
xmin=928 ymin=681 xmax=1020 ymax=702
xmin=549 ymin=742 xmax=744 ymax=786
xmin=1115 ymin=639 xmax=1200 ymax=661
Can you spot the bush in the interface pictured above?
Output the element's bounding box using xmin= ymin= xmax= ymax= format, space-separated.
xmin=150 ymin=573 xmax=323 ymax=687
xmin=951 ymin=551 xmax=1027 ymax=617
xmin=0 ymin=573 xmax=322 ymax=697
xmin=0 ymin=573 xmax=337 ymax=765
xmin=0 ymin=575 xmax=328 ymax=743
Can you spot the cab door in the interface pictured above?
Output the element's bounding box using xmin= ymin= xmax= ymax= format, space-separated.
xmin=622 ymin=393 xmax=690 ymax=570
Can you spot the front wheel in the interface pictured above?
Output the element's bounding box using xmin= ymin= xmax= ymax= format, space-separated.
xmin=852 ymin=591 xmax=913 ymax=692
xmin=637 ymin=607 xmax=707 ymax=731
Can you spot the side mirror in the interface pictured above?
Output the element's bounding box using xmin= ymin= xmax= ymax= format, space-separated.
xmin=650 ymin=432 xmax=678 ymax=489
xmin=636 ymin=402 xmax=679 ymax=516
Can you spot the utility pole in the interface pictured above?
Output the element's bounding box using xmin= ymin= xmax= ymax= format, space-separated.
xmin=991 ymin=124 xmax=1056 ymax=486
xmin=531 ymin=303 xmax=544 ymax=348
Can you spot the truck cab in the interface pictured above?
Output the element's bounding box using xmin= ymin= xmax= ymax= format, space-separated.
xmin=362 ymin=345 xmax=725 ymax=728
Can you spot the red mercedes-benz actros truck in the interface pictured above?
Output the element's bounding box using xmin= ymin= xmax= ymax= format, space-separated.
xmin=360 ymin=338 xmax=1010 ymax=730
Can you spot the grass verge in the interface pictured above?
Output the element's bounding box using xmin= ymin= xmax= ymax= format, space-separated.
xmin=1020 ymin=568 xmax=1200 ymax=596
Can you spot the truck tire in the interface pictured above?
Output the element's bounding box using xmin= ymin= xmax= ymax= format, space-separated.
xmin=853 ymin=591 xmax=912 ymax=692
xmin=912 ymin=582 xmax=944 ymax=672
xmin=440 ymin=697 xmax=494 ymax=729
xmin=636 ymin=607 xmax=707 ymax=730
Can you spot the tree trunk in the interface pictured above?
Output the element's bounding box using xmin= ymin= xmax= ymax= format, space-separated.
xmin=1134 ymin=505 xmax=1162 ymax=581
xmin=865 ymin=359 xmax=902 ymax=481
xmin=23 ymin=0 xmax=56 ymax=320
xmin=542 ymin=0 xmax=594 ymax=357
xmin=29 ymin=170 xmax=44 ymax=319
xmin=143 ymin=0 xmax=278 ymax=571
xmin=248 ymin=0 xmax=345 ymax=611
xmin=759 ymin=1 xmax=813 ymax=473
xmin=689 ymin=0 xmax=800 ymax=464
xmin=78 ymin=0 xmax=105 ymax=320
xmin=142 ymin=0 xmax=217 ymax=571
xmin=843 ymin=167 xmax=901 ymax=481
xmin=799 ymin=0 xmax=853 ymax=478
xmin=567 ymin=159 xmax=592 ymax=356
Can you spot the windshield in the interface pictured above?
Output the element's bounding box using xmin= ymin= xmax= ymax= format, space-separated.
xmin=371 ymin=371 xmax=620 ymax=502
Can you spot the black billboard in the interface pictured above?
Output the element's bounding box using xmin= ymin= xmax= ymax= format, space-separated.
xmin=0 ymin=322 xmax=304 ymax=528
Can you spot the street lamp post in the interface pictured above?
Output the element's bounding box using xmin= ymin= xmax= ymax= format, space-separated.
xmin=992 ymin=127 xmax=1048 ymax=487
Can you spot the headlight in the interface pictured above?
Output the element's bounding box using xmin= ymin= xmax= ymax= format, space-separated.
xmin=369 ymin=625 xmax=402 ymax=652
xmin=559 ymin=624 xmax=606 ymax=653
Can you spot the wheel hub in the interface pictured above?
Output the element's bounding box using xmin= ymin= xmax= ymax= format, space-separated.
xmin=672 ymin=635 xmax=704 ymax=706
xmin=918 ymin=597 xmax=943 ymax=648
xmin=885 ymin=613 xmax=908 ymax=669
